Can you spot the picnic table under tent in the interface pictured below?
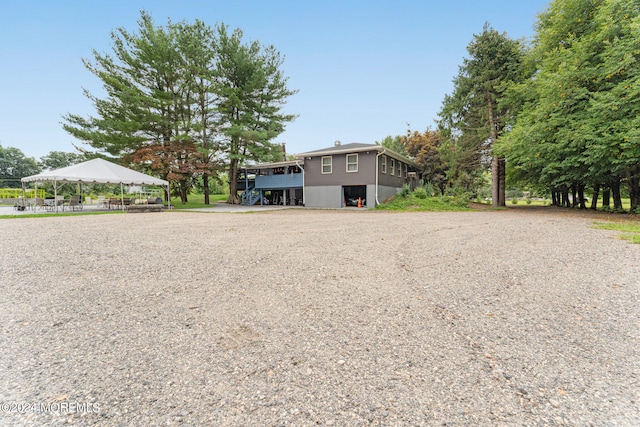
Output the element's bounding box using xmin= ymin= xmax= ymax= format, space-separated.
xmin=21 ymin=158 xmax=170 ymax=212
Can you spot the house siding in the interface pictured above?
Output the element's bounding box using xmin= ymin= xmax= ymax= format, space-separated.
xmin=377 ymin=155 xmax=409 ymax=188
xmin=305 ymin=151 xmax=377 ymax=187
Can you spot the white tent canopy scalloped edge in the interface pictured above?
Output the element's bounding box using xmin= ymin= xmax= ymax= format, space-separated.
xmin=21 ymin=158 xmax=170 ymax=211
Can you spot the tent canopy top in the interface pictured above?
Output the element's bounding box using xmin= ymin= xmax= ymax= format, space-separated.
xmin=21 ymin=158 xmax=168 ymax=186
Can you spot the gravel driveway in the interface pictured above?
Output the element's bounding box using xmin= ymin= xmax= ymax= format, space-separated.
xmin=1 ymin=208 xmax=639 ymax=426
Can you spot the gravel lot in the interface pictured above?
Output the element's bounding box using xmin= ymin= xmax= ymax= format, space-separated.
xmin=1 ymin=208 xmax=639 ymax=426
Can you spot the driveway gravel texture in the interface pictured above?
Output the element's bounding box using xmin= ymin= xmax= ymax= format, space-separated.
xmin=1 ymin=208 xmax=638 ymax=426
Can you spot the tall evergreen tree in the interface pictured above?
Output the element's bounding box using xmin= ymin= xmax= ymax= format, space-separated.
xmin=438 ymin=24 xmax=526 ymax=206
xmin=62 ymin=11 xmax=189 ymax=200
xmin=174 ymin=19 xmax=220 ymax=205
xmin=62 ymin=11 xmax=296 ymax=204
xmin=214 ymin=24 xmax=297 ymax=204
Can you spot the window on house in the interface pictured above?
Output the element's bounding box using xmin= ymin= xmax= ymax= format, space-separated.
xmin=403 ymin=164 xmax=408 ymax=178
xmin=381 ymin=155 xmax=387 ymax=174
xmin=346 ymin=153 xmax=358 ymax=172
xmin=390 ymin=158 xmax=395 ymax=176
xmin=397 ymin=162 xmax=402 ymax=177
xmin=321 ymin=156 xmax=332 ymax=174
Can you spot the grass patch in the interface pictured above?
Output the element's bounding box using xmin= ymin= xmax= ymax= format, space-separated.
xmin=0 ymin=211 xmax=125 ymax=219
xmin=593 ymin=221 xmax=640 ymax=244
xmin=376 ymin=194 xmax=469 ymax=211
xmin=170 ymin=193 xmax=227 ymax=209
xmin=620 ymin=233 xmax=640 ymax=244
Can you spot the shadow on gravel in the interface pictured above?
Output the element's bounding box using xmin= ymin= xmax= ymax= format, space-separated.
xmin=471 ymin=203 xmax=640 ymax=222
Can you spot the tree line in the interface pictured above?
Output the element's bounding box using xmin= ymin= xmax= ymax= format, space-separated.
xmin=384 ymin=0 xmax=639 ymax=213
xmin=0 ymin=146 xmax=82 ymax=188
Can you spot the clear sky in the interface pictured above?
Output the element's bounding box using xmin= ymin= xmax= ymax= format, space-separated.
xmin=0 ymin=0 xmax=551 ymax=160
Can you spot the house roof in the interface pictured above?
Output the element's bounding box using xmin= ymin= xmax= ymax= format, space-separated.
xmin=300 ymin=142 xmax=374 ymax=156
xmin=299 ymin=143 xmax=418 ymax=167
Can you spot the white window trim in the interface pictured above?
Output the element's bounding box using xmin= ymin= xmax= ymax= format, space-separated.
xmin=381 ymin=155 xmax=387 ymax=174
xmin=403 ymin=164 xmax=408 ymax=178
xmin=390 ymin=158 xmax=395 ymax=176
xmin=346 ymin=153 xmax=358 ymax=173
xmin=321 ymin=156 xmax=332 ymax=174
xmin=397 ymin=161 xmax=402 ymax=177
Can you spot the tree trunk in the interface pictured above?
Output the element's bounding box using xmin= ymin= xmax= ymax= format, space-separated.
xmin=562 ymin=191 xmax=570 ymax=208
xmin=577 ymin=184 xmax=586 ymax=209
xmin=552 ymin=191 xmax=558 ymax=206
xmin=491 ymin=156 xmax=499 ymax=207
xmin=626 ymin=166 xmax=640 ymax=213
xmin=491 ymin=155 xmax=505 ymax=207
xmin=200 ymin=86 xmax=211 ymax=206
xmin=487 ymin=93 xmax=505 ymax=208
xmin=203 ymin=173 xmax=210 ymax=205
xmin=227 ymin=158 xmax=240 ymax=204
xmin=179 ymin=181 xmax=189 ymax=204
xmin=571 ymin=184 xmax=578 ymax=208
xmin=611 ymin=179 xmax=623 ymax=211
xmin=590 ymin=184 xmax=600 ymax=210
xmin=498 ymin=158 xmax=506 ymax=207
xmin=602 ymin=187 xmax=610 ymax=208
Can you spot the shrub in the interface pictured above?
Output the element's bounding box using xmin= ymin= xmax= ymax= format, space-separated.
xmin=423 ymin=182 xmax=437 ymax=197
xmin=399 ymin=184 xmax=411 ymax=198
xmin=444 ymin=187 xmax=472 ymax=207
xmin=413 ymin=187 xmax=427 ymax=199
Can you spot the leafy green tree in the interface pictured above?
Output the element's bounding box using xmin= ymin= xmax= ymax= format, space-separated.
xmin=438 ymin=24 xmax=526 ymax=207
xmin=40 ymin=151 xmax=83 ymax=170
xmin=214 ymin=24 xmax=297 ymax=204
xmin=0 ymin=145 xmax=40 ymax=188
xmin=497 ymin=0 xmax=639 ymax=211
xmin=375 ymin=135 xmax=407 ymax=156
xmin=582 ymin=0 xmax=640 ymax=211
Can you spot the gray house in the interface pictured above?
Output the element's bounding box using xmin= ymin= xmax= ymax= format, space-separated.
xmin=238 ymin=142 xmax=418 ymax=208
xmin=299 ymin=142 xmax=418 ymax=208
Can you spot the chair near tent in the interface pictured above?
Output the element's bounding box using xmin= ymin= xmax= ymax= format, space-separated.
xmin=13 ymin=196 xmax=27 ymax=211
xmin=96 ymin=196 xmax=108 ymax=208
xmin=33 ymin=197 xmax=54 ymax=212
xmin=68 ymin=195 xmax=83 ymax=211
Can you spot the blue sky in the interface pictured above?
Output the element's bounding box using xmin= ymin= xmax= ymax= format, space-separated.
xmin=1 ymin=0 xmax=551 ymax=160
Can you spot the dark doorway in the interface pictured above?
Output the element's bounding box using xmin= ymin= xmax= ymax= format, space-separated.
xmin=343 ymin=185 xmax=366 ymax=207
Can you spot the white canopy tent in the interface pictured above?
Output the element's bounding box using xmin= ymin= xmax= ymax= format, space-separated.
xmin=21 ymin=158 xmax=170 ymax=211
